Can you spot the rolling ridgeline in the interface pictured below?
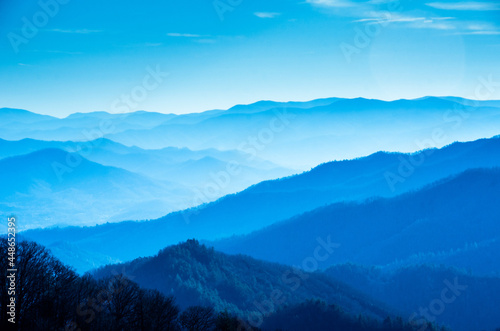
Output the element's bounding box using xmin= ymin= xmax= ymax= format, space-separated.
xmin=21 ymin=136 xmax=500 ymax=273
xmin=2 ymin=97 xmax=500 ymax=330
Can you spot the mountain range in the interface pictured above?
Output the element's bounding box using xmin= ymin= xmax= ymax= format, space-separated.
xmin=93 ymin=239 xmax=394 ymax=322
xmin=21 ymin=136 xmax=500 ymax=274
xmin=5 ymin=96 xmax=500 ymax=331
xmin=3 ymin=97 xmax=500 ymax=169
xmin=0 ymin=148 xmax=191 ymax=229
xmin=92 ymin=239 xmax=500 ymax=331
xmin=212 ymin=168 xmax=500 ymax=275
xmin=325 ymin=264 xmax=500 ymax=331
xmin=0 ymin=137 xmax=292 ymax=202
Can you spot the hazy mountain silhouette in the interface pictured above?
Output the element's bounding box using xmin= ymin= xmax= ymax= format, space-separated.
xmin=325 ymin=264 xmax=500 ymax=331
xmin=5 ymin=98 xmax=500 ymax=330
xmin=102 ymin=97 xmax=500 ymax=168
xmin=0 ymin=107 xmax=56 ymax=125
xmin=0 ymin=148 xmax=191 ymax=229
xmin=0 ymin=137 xmax=292 ymax=198
xmin=212 ymin=168 xmax=500 ymax=275
xmin=3 ymin=97 xmax=500 ymax=169
xmin=223 ymin=97 xmax=341 ymax=114
xmin=0 ymin=107 xmax=174 ymax=141
xmin=21 ymin=137 xmax=500 ymax=272
xmin=383 ymin=238 xmax=500 ymax=276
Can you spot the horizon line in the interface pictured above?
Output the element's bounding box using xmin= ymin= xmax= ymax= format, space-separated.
xmin=2 ymin=95 xmax=499 ymax=119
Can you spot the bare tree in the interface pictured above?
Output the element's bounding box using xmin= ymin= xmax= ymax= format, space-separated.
xmin=133 ymin=289 xmax=180 ymax=331
xmin=0 ymin=239 xmax=78 ymax=330
xmin=180 ymin=306 xmax=216 ymax=331
xmin=105 ymin=274 xmax=140 ymax=330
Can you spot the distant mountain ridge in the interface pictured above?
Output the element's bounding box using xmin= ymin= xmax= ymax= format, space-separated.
xmin=0 ymin=148 xmax=191 ymax=229
xmin=21 ymin=136 xmax=500 ymax=272
xmin=4 ymin=97 xmax=500 ymax=331
xmin=3 ymin=97 xmax=500 ymax=168
xmin=212 ymin=168 xmax=500 ymax=275
xmin=0 ymin=137 xmax=294 ymax=214
xmin=324 ymin=264 xmax=500 ymax=331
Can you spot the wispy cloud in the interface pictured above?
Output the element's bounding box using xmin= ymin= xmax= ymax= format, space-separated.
xmin=167 ymin=33 xmax=203 ymax=38
xmin=426 ymin=2 xmax=500 ymax=11
xmin=115 ymin=42 xmax=164 ymax=49
xmin=144 ymin=42 xmax=163 ymax=47
xmin=431 ymin=17 xmax=456 ymax=20
xmin=308 ymin=0 xmax=499 ymax=35
xmin=407 ymin=20 xmax=456 ymax=30
xmin=354 ymin=13 xmax=455 ymax=28
xmin=167 ymin=33 xmax=216 ymax=43
xmin=305 ymin=0 xmax=356 ymax=8
xmin=254 ymin=12 xmax=281 ymax=18
xmin=354 ymin=15 xmax=425 ymax=24
xmin=367 ymin=0 xmax=399 ymax=4
xmin=466 ymin=22 xmax=496 ymax=30
xmin=352 ymin=13 xmax=497 ymax=32
xmin=456 ymin=21 xmax=500 ymax=35
xmin=407 ymin=18 xmax=499 ymax=34
xmin=29 ymin=49 xmax=84 ymax=55
xmin=49 ymin=29 xmax=102 ymax=34
xmin=195 ymin=39 xmax=217 ymax=44
xmin=460 ymin=30 xmax=500 ymax=35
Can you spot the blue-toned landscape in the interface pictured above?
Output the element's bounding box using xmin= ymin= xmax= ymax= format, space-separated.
xmin=1 ymin=0 xmax=500 ymax=330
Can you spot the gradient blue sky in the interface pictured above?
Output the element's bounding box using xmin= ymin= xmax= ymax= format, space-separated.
xmin=1 ymin=0 xmax=499 ymax=117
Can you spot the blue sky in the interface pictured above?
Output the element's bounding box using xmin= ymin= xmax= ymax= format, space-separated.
xmin=1 ymin=0 xmax=499 ymax=117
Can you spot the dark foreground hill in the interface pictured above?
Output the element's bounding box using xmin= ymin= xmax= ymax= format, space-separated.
xmin=0 ymin=238 xmax=436 ymax=331
xmin=93 ymin=239 xmax=394 ymax=323
xmin=325 ymin=264 xmax=500 ymax=331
